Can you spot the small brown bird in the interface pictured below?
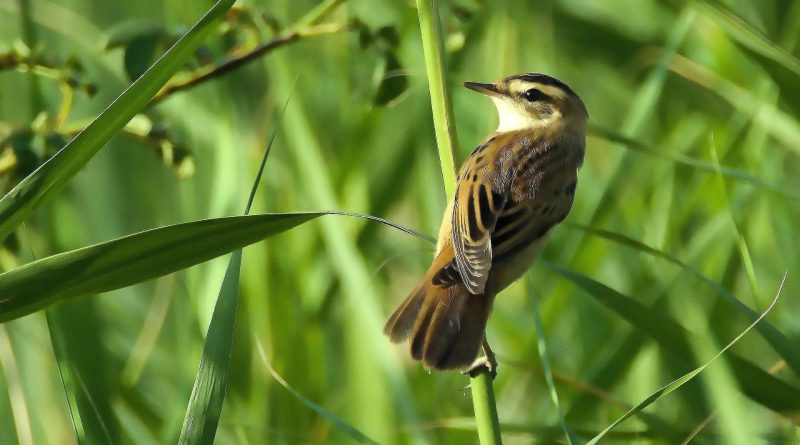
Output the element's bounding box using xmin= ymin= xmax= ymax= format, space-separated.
xmin=384 ymin=73 xmax=588 ymax=375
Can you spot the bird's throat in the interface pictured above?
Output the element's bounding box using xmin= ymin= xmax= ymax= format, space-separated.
xmin=491 ymin=97 xmax=540 ymax=132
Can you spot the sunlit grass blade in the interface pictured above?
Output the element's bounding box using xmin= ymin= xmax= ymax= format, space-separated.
xmin=708 ymin=141 xmax=761 ymax=301
xmin=269 ymin=57 xmax=432 ymax=443
xmin=0 ymin=326 xmax=34 ymax=444
xmin=254 ymin=337 xmax=380 ymax=445
xmin=668 ymin=54 xmax=800 ymax=152
xmin=578 ymin=7 xmax=695 ymax=228
xmin=567 ymin=223 xmax=800 ymax=375
xmin=0 ymin=0 xmax=235 ymax=242
xmin=694 ymin=0 xmax=800 ymax=77
xmin=586 ymin=273 xmax=787 ymax=444
xmin=544 ymin=263 xmax=800 ymax=420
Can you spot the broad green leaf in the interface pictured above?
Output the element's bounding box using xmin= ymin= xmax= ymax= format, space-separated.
xmin=586 ymin=275 xmax=786 ymax=444
xmin=0 ymin=212 xmax=430 ymax=323
xmin=0 ymin=213 xmax=315 ymax=322
xmin=0 ymin=0 xmax=235 ymax=243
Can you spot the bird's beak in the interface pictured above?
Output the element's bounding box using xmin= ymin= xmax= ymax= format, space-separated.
xmin=464 ymin=82 xmax=502 ymax=97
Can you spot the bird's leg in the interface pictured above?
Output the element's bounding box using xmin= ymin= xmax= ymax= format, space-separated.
xmin=463 ymin=338 xmax=498 ymax=379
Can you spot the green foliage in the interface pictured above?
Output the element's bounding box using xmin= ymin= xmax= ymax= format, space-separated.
xmin=0 ymin=0 xmax=798 ymax=444
xmin=0 ymin=213 xmax=318 ymax=322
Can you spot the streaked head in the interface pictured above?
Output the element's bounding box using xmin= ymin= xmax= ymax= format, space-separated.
xmin=464 ymin=73 xmax=588 ymax=133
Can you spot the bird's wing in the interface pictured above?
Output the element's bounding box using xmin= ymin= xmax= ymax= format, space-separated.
xmin=446 ymin=136 xmax=512 ymax=294
xmin=433 ymin=135 xmax=581 ymax=293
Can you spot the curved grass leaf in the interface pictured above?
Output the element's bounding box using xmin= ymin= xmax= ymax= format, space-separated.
xmin=255 ymin=337 xmax=380 ymax=444
xmin=590 ymin=125 xmax=800 ymax=200
xmin=543 ymin=264 xmax=800 ymax=421
xmin=566 ymin=223 xmax=800 ymax=375
xmin=0 ymin=0 xmax=235 ymax=243
xmin=0 ymin=212 xmax=430 ymax=323
xmin=586 ymin=274 xmax=786 ymax=444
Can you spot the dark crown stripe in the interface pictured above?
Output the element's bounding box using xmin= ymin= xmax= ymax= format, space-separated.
xmin=507 ymin=73 xmax=579 ymax=98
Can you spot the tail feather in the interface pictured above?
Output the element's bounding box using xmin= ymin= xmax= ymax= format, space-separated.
xmin=384 ymin=278 xmax=493 ymax=370
xmin=383 ymin=282 xmax=427 ymax=343
xmin=424 ymin=287 xmax=491 ymax=369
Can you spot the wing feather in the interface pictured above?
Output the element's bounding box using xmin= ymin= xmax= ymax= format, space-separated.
xmin=449 ymin=143 xmax=509 ymax=294
xmin=435 ymin=134 xmax=582 ymax=294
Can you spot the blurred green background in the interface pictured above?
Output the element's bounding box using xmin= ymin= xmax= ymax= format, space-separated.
xmin=1 ymin=0 xmax=799 ymax=443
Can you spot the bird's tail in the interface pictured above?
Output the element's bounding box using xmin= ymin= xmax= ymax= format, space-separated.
xmin=384 ymin=271 xmax=493 ymax=370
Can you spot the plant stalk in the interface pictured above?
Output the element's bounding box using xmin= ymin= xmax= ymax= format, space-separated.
xmin=471 ymin=372 xmax=503 ymax=444
xmin=415 ymin=0 xmax=502 ymax=443
xmin=415 ymin=0 xmax=458 ymax=198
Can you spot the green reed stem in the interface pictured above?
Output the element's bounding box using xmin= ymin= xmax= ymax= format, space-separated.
xmin=414 ymin=0 xmax=502 ymax=443
xmin=470 ymin=372 xmax=503 ymax=445
xmin=415 ymin=0 xmax=458 ymax=199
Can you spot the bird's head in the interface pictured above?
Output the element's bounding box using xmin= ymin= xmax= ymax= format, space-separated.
xmin=465 ymin=73 xmax=588 ymax=133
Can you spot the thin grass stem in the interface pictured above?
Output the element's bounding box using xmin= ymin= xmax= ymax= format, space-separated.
xmin=414 ymin=0 xmax=501 ymax=443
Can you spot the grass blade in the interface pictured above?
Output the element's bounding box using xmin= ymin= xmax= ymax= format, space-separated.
xmin=0 ymin=0 xmax=235 ymax=242
xmin=178 ymin=87 xmax=293 ymax=444
xmin=694 ymin=0 xmax=800 ymax=77
xmin=0 ymin=212 xmax=430 ymax=323
xmin=526 ymin=276 xmax=582 ymax=445
xmin=178 ymin=86 xmax=291 ymax=444
xmin=544 ymin=264 xmax=800 ymax=421
xmin=586 ymin=274 xmax=786 ymax=444
xmin=0 ymin=213 xmax=315 ymax=322
xmin=567 ymin=223 xmax=800 ymax=375
xmin=178 ymin=251 xmax=241 ymax=444
xmin=590 ymin=125 xmax=800 ymax=200
xmin=254 ymin=337 xmax=380 ymax=445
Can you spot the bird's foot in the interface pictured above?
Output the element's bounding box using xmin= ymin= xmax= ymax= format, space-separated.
xmin=462 ymin=354 xmax=498 ymax=379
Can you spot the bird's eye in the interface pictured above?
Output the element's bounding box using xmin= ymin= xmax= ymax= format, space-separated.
xmin=523 ymin=88 xmax=546 ymax=102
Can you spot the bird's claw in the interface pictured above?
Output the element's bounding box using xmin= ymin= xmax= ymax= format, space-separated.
xmin=462 ymin=354 xmax=498 ymax=379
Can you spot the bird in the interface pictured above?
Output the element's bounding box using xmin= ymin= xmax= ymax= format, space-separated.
xmin=383 ymin=73 xmax=588 ymax=376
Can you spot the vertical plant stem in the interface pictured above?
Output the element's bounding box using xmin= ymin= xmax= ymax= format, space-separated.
xmin=415 ymin=0 xmax=502 ymax=443
xmin=471 ymin=373 xmax=503 ymax=444
xmin=415 ymin=0 xmax=458 ymax=198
